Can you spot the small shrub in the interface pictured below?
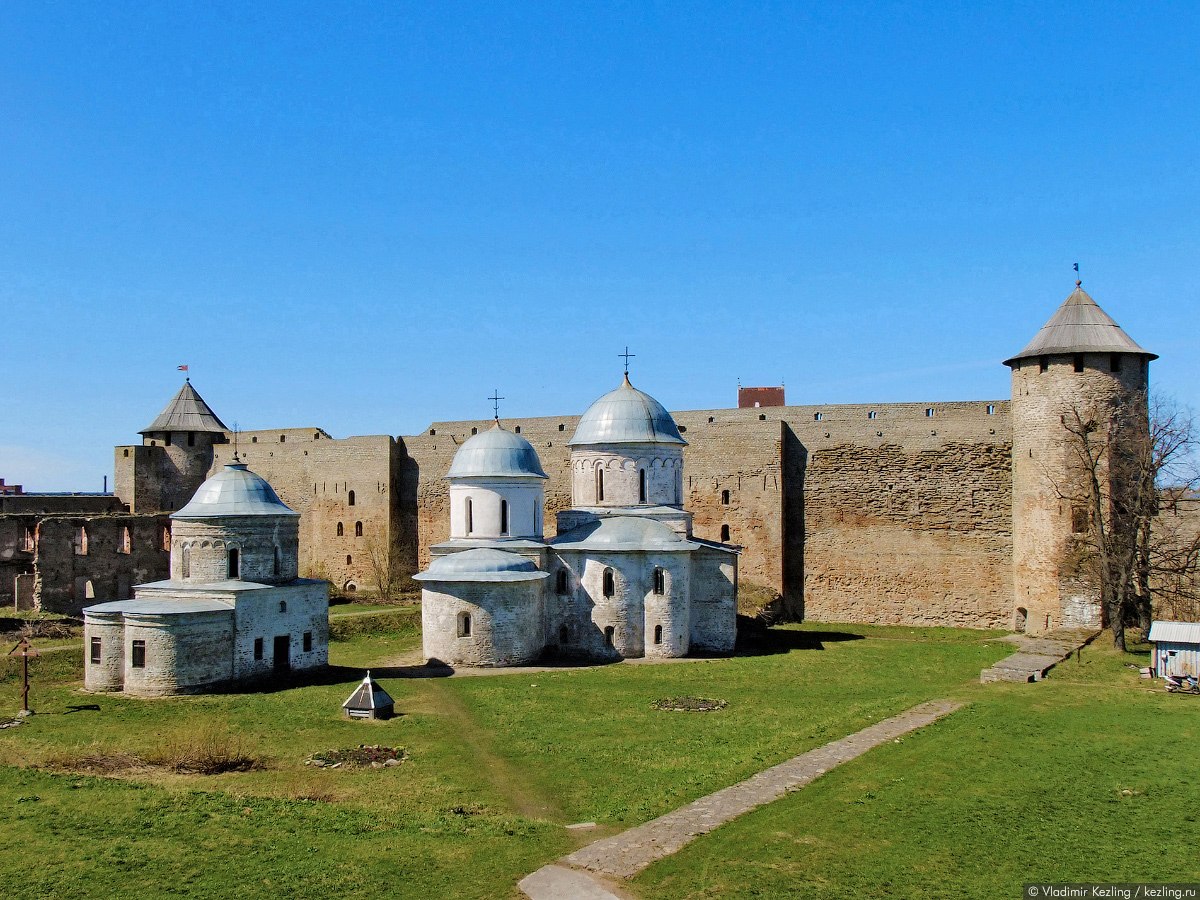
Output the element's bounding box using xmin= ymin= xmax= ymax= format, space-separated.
xmin=147 ymin=724 xmax=260 ymax=774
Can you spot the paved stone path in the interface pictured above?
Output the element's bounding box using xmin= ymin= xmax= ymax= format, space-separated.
xmin=980 ymin=629 xmax=1098 ymax=683
xmin=519 ymin=698 xmax=963 ymax=898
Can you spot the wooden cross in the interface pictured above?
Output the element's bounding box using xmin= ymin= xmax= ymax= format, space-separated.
xmin=619 ymin=347 xmax=636 ymax=375
xmin=8 ymin=638 xmax=39 ymax=714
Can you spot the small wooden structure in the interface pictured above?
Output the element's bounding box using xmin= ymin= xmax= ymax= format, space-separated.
xmin=7 ymin=638 xmax=40 ymax=714
xmin=342 ymin=671 xmax=395 ymax=720
xmin=1149 ymin=621 xmax=1200 ymax=678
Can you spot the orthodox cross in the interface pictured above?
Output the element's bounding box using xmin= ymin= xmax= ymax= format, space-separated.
xmin=619 ymin=346 xmax=636 ymax=375
xmin=8 ymin=638 xmax=39 ymax=714
xmin=489 ymin=390 xmax=505 ymax=420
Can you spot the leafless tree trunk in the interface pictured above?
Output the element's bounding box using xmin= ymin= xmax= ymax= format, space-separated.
xmin=363 ymin=535 xmax=399 ymax=602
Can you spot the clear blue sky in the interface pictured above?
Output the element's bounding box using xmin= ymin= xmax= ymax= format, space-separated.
xmin=2 ymin=2 xmax=1197 ymax=491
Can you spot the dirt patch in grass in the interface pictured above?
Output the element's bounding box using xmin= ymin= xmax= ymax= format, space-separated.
xmin=42 ymin=725 xmax=260 ymax=776
xmin=305 ymin=745 xmax=406 ymax=769
xmin=652 ymin=696 xmax=728 ymax=712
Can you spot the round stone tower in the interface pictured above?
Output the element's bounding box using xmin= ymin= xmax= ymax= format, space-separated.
xmin=1005 ymin=282 xmax=1155 ymax=634
xmin=170 ymin=460 xmax=301 ymax=584
xmin=445 ymin=422 xmax=548 ymax=540
xmin=566 ymin=374 xmax=687 ymax=508
xmin=137 ymin=378 xmax=229 ymax=511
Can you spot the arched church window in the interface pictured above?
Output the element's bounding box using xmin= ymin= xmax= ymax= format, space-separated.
xmin=273 ymin=546 xmax=281 ymax=577
xmin=466 ymin=497 xmax=474 ymax=534
xmin=348 ymin=490 xmax=356 ymax=506
xmin=500 ymin=499 xmax=509 ymax=535
xmin=355 ymin=521 xmax=363 ymax=537
xmin=653 ymin=567 xmax=665 ymax=595
xmin=182 ymin=546 xmax=191 ymax=578
xmin=720 ymin=524 xmax=731 ymax=542
xmin=596 ymin=466 xmax=604 ymax=502
xmin=639 ymin=469 xmax=646 ymax=503
xmin=721 ymin=489 xmax=730 ymax=506
xmin=654 ymin=624 xmax=663 ymax=645
xmin=458 ymin=612 xmax=472 ymax=637
xmin=602 ymin=568 xmax=615 ymax=598
xmin=228 ymin=548 xmax=240 ymax=579
xmin=337 ymin=522 xmax=344 ymax=537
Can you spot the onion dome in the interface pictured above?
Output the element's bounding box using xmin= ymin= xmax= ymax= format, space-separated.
xmin=568 ymin=375 xmax=686 ymax=446
xmin=141 ymin=379 xmax=228 ymax=434
xmin=173 ymin=462 xmax=298 ymax=519
xmin=446 ymin=423 xmax=548 ymax=479
xmin=414 ymin=548 xmax=550 ymax=582
xmin=1004 ymin=283 xmax=1156 ymax=366
xmin=552 ymin=516 xmax=697 ymax=552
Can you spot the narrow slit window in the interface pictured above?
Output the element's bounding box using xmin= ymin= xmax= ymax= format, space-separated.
xmin=303 ymin=631 xmax=313 ymax=652
xmin=653 ymin=567 xmax=665 ymax=595
xmin=346 ymin=555 xmax=352 ymax=565
xmin=118 ymin=526 xmax=131 ymax=554
xmin=228 ymin=548 xmax=240 ymax=579
xmin=721 ymin=489 xmax=730 ymax=505
xmin=721 ymin=524 xmax=731 ymax=542
xmin=639 ymin=469 xmax=646 ymax=503
xmin=654 ymin=624 xmax=663 ymax=645
xmin=254 ymin=638 xmax=264 ymax=660
xmin=466 ymin=497 xmax=474 ymax=534
xmin=187 ymin=431 xmax=195 ymax=447
xmin=556 ymin=569 xmax=568 ymax=594
xmin=348 ymin=490 xmax=355 ymax=506
xmin=75 ymin=526 xmax=88 ymax=555
xmin=458 ymin=612 xmax=471 ymax=637
xmin=355 ymin=521 xmax=363 ymax=537
xmin=500 ymin=499 xmax=509 ymax=534
xmin=596 ymin=466 xmax=605 ymax=502
xmin=336 ymin=522 xmax=344 ymax=537
xmin=273 ymin=547 xmax=281 ymax=576
xmin=602 ymin=567 xmax=615 ymax=597
xmin=131 ymin=640 xmax=146 ymax=668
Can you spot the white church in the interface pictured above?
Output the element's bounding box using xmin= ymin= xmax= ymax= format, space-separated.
xmin=83 ymin=460 xmax=329 ymax=696
xmin=415 ymin=374 xmax=739 ymax=666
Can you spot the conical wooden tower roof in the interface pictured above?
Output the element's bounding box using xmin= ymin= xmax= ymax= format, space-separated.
xmin=1004 ymin=283 xmax=1155 ymax=366
xmin=140 ymin=380 xmax=229 ymax=434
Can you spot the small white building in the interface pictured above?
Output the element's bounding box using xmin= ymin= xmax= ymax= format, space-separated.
xmin=415 ymin=374 xmax=739 ymax=667
xmin=1148 ymin=621 xmax=1200 ymax=678
xmin=83 ymin=460 xmax=329 ymax=696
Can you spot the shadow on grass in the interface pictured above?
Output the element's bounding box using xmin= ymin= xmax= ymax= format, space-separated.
xmin=734 ymin=616 xmax=865 ymax=657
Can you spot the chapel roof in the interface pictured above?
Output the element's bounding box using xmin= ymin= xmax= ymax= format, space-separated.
xmin=568 ymin=375 xmax=687 ymax=447
xmin=552 ymin=515 xmax=698 ymax=552
xmin=1003 ymin=284 xmax=1156 ymax=366
xmin=413 ymin=548 xmax=550 ymax=583
xmin=140 ymin=379 xmax=229 ymax=434
xmin=446 ymin=422 xmax=548 ymax=479
xmin=173 ymin=462 xmax=299 ymax=519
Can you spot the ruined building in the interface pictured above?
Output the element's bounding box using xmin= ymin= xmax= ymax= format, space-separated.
xmin=4 ymin=284 xmax=1156 ymax=635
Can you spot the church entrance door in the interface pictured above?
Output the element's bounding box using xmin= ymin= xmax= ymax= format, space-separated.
xmin=273 ymin=635 xmax=291 ymax=673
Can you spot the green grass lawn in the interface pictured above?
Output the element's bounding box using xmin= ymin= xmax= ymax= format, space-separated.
xmin=1 ymin=621 xmax=1191 ymax=899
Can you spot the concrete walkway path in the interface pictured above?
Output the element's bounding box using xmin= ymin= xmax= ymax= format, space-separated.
xmin=980 ymin=629 xmax=1098 ymax=683
xmin=519 ymin=698 xmax=963 ymax=898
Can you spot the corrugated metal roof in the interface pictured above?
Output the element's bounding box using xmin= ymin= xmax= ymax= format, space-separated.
xmin=446 ymin=423 xmax=548 ymax=479
xmin=83 ymin=598 xmax=233 ymax=616
xmin=140 ymin=379 xmax=229 ymax=434
xmin=414 ymin=548 xmax=549 ymax=582
xmin=1149 ymin=621 xmax=1200 ymax=644
xmin=1004 ymin=285 xmax=1156 ymax=366
xmin=552 ymin=515 xmax=698 ymax=552
xmin=173 ymin=463 xmax=299 ymax=519
xmin=568 ymin=375 xmax=687 ymax=447
xmin=342 ymin=672 xmax=395 ymax=711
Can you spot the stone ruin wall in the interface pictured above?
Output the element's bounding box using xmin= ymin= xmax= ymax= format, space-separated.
xmin=207 ymin=429 xmax=404 ymax=596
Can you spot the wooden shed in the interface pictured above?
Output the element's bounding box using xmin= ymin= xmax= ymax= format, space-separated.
xmin=342 ymin=671 xmax=396 ymax=720
xmin=1148 ymin=621 xmax=1200 ymax=678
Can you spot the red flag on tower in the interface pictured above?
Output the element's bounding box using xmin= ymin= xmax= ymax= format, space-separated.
xmin=178 ymin=365 xmax=189 ymax=372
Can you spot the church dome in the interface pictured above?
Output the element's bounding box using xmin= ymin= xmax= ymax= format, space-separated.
xmin=173 ymin=462 xmax=299 ymax=519
xmin=446 ymin=424 xmax=548 ymax=479
xmin=568 ymin=375 xmax=687 ymax=447
xmin=414 ymin=548 xmax=549 ymax=582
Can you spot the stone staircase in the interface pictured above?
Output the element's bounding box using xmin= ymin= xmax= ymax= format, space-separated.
xmin=980 ymin=629 xmax=1099 ymax=683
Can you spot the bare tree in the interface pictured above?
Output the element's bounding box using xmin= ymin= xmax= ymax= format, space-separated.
xmin=363 ymin=534 xmax=399 ymax=602
xmin=1057 ymin=393 xmax=1200 ymax=650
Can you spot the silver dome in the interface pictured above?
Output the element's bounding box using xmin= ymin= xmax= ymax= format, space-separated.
xmin=414 ymin=548 xmax=550 ymax=582
xmin=173 ymin=463 xmax=299 ymax=519
xmin=446 ymin=423 xmax=548 ymax=479
xmin=568 ymin=375 xmax=687 ymax=447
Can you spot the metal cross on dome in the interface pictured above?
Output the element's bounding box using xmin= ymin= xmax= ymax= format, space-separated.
xmin=488 ymin=389 xmax=505 ymax=419
xmin=619 ymin=346 xmax=636 ymax=375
